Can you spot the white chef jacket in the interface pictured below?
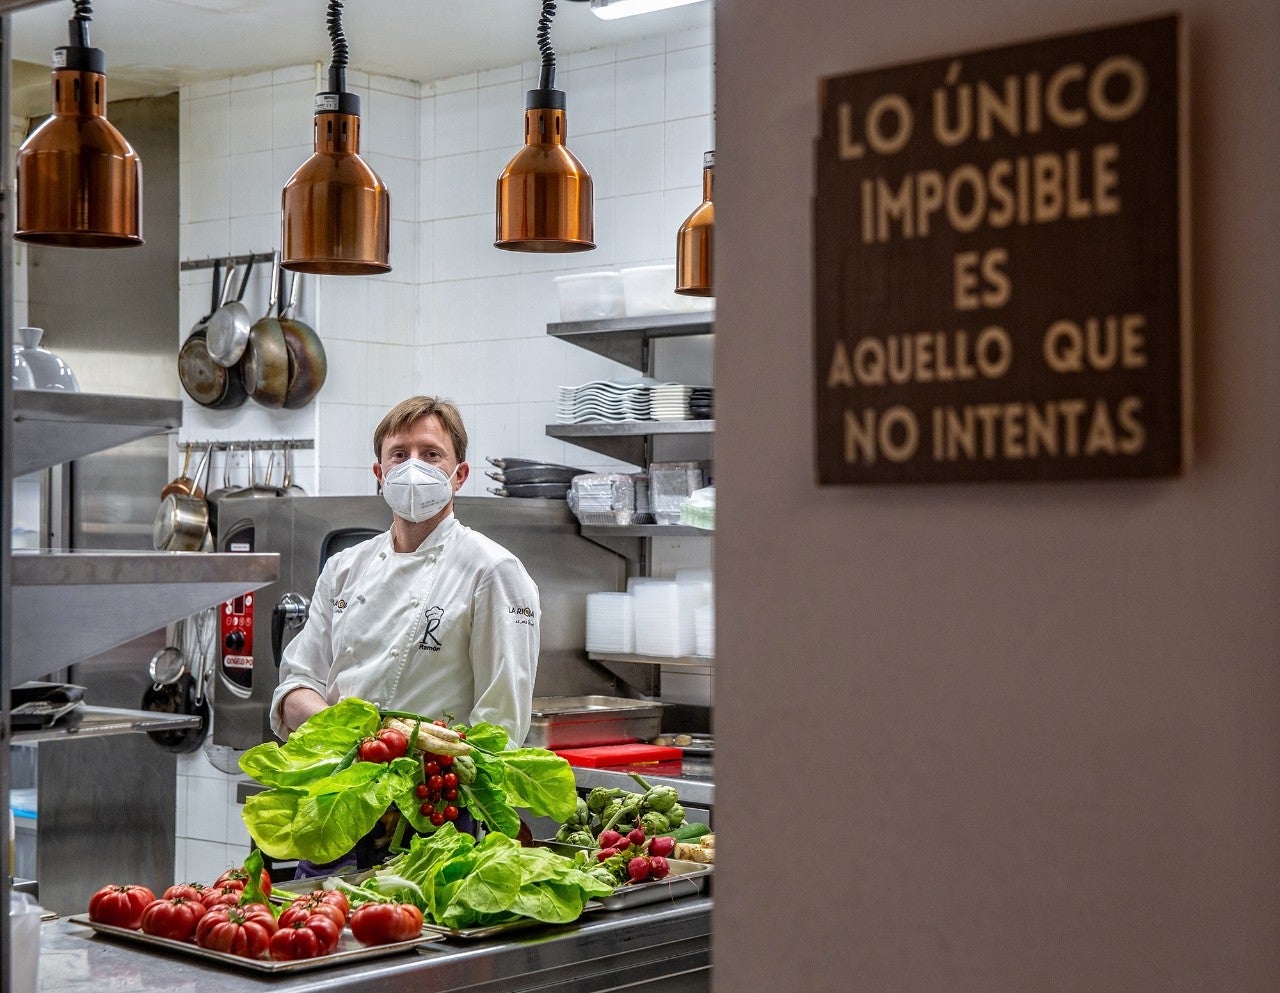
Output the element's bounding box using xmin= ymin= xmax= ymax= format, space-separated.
xmin=270 ymin=514 xmax=539 ymax=745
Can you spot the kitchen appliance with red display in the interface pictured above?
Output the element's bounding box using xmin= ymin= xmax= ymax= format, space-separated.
xmin=206 ymin=493 xmax=629 ymax=749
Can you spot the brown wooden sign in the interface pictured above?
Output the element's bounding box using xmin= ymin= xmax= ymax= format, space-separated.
xmin=814 ymin=15 xmax=1188 ymax=484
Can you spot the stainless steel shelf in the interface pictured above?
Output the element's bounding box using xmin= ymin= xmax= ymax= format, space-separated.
xmin=11 ymin=391 xmax=182 ymax=476
xmin=10 ymin=706 xmax=202 ymax=744
xmin=10 ymin=550 xmax=279 ymax=684
xmin=546 ymin=419 xmax=714 ymax=464
xmin=548 ymin=312 xmax=714 ymax=371
xmin=589 ymin=652 xmax=713 ymax=669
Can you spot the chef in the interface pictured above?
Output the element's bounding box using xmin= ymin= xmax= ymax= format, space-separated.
xmin=271 ymin=395 xmax=541 ymax=748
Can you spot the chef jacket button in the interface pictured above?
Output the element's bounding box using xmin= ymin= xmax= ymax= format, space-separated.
xmin=357 ymin=594 xmax=366 ymax=603
xmin=346 ymin=647 xmax=354 ymax=655
xmin=391 ymin=648 xmax=399 ymax=657
xmin=379 ymin=551 xmax=386 ymax=559
xmin=428 ymin=553 xmax=437 ymax=563
xmin=411 ymin=598 xmax=419 ymax=607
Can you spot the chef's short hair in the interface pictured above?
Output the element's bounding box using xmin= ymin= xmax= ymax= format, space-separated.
xmin=374 ymin=396 xmax=468 ymax=463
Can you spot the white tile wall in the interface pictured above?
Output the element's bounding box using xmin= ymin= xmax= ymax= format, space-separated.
xmin=172 ymin=37 xmax=714 ymax=883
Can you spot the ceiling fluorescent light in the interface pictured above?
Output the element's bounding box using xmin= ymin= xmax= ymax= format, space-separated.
xmin=590 ymin=0 xmax=708 ymax=20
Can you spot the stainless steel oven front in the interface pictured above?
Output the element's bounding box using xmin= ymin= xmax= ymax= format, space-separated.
xmin=209 ymin=494 xmax=393 ymax=749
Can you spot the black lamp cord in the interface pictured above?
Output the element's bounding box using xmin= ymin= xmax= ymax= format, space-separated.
xmin=68 ymin=0 xmax=92 ymax=48
xmin=326 ymin=0 xmax=350 ymax=93
xmin=537 ymin=0 xmax=557 ymax=91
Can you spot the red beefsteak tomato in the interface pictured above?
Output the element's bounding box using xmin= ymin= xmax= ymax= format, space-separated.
xmin=88 ymin=884 xmax=156 ymax=930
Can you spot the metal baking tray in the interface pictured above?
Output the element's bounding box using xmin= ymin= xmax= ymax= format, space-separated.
xmin=418 ymin=902 xmax=607 ymax=941
xmin=274 ymin=871 xmax=604 ymax=943
xmin=537 ymin=845 xmax=713 ymax=911
xmin=526 ymin=695 xmax=666 ymax=748
xmin=67 ymin=915 xmax=443 ymax=973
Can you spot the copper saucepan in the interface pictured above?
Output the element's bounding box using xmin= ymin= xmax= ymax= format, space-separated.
xmin=161 ymin=443 xmax=214 ymax=500
xmin=153 ymin=446 xmax=214 ymax=551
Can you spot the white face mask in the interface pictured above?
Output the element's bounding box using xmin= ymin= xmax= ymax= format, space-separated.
xmin=381 ymin=458 xmax=459 ymax=523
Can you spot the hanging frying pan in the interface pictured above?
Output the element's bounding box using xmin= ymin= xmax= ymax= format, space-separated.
xmin=179 ymin=263 xmax=249 ymax=409
xmin=189 ymin=258 xmax=224 ymax=338
xmin=205 ymin=255 xmax=256 ymax=367
xmin=278 ymin=271 xmax=327 ymax=408
xmin=241 ymin=254 xmax=290 ymax=408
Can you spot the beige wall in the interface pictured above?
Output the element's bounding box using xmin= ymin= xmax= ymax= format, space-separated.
xmin=713 ymin=1 xmax=1279 ymax=990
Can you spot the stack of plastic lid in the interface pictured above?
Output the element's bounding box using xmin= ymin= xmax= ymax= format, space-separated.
xmin=688 ymin=387 xmax=714 ymax=420
xmin=556 ymin=378 xmax=656 ymax=423
xmin=632 ymin=579 xmax=697 ymax=657
xmin=586 ymin=592 xmax=634 ymax=654
xmin=694 ymin=604 xmax=714 ymax=657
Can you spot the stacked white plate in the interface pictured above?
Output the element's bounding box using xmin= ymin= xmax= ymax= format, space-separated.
xmin=632 ymin=580 xmax=697 ymax=657
xmin=586 ymin=592 xmax=635 ymax=653
xmin=556 ymin=378 xmax=656 ymax=424
xmin=651 ymin=384 xmax=695 ymax=421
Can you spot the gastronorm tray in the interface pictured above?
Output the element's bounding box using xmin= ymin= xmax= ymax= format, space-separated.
xmin=417 ymin=902 xmax=607 ymax=941
xmin=275 ymin=871 xmax=604 ymax=943
xmin=526 ymin=694 xmax=665 ymax=749
xmin=537 ymin=845 xmax=713 ymax=911
xmin=67 ymin=915 xmax=443 ymax=974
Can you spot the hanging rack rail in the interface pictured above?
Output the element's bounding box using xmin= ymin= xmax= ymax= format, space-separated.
xmin=179 ymin=251 xmax=277 ymax=271
xmin=173 ymin=438 xmax=314 ymax=451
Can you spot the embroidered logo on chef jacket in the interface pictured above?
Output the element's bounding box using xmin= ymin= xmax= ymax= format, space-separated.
xmin=418 ymin=605 xmax=446 ymax=651
xmin=333 ymin=597 xmax=348 ymax=613
xmin=508 ymin=604 xmax=536 ymax=626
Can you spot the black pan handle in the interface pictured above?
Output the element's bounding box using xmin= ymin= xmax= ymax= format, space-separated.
xmin=271 ymin=592 xmax=309 ymax=666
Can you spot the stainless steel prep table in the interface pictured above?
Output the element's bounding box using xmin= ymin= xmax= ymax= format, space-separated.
xmin=36 ymin=898 xmax=711 ymax=993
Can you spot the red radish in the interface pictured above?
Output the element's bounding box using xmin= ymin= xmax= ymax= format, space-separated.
xmin=648 ymin=836 xmax=676 ymax=858
xmin=597 ymin=830 xmax=624 ymax=849
xmin=627 ymin=857 xmax=651 ymax=883
xmin=596 ymin=847 xmax=621 ymax=862
xmin=627 ymin=828 xmax=646 ymax=848
xmin=649 ymin=856 xmax=670 ymax=880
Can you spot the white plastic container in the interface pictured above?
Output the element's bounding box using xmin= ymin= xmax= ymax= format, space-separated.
xmin=554 ymin=271 xmax=625 ymax=322
xmin=9 ymin=891 xmax=44 ymax=993
xmin=621 ymin=264 xmax=714 ymax=317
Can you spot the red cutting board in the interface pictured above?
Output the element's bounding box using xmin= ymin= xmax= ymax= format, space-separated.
xmin=553 ymin=743 xmax=683 ymax=767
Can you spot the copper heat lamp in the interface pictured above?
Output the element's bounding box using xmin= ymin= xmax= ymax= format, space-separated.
xmin=15 ymin=0 xmax=142 ymax=248
xmin=495 ymin=0 xmax=594 ymax=252
xmin=675 ymin=150 xmax=714 ymax=296
xmin=281 ymin=0 xmax=390 ymax=275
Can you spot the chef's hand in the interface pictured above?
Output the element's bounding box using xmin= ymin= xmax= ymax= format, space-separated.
xmin=280 ymin=687 xmax=329 ymax=735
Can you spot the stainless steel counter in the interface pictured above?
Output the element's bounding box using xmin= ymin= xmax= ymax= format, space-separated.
xmin=36 ymin=897 xmax=711 ymax=993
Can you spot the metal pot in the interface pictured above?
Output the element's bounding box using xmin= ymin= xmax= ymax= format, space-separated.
xmin=153 ymin=449 xmax=213 ymax=550
xmin=281 ymin=443 xmax=306 ymax=495
xmin=140 ymin=671 xmax=209 ymax=754
xmin=241 ymin=255 xmax=290 ymax=408
xmin=223 ymin=441 xmax=287 ymax=498
xmin=278 ymin=271 xmax=328 ymax=408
